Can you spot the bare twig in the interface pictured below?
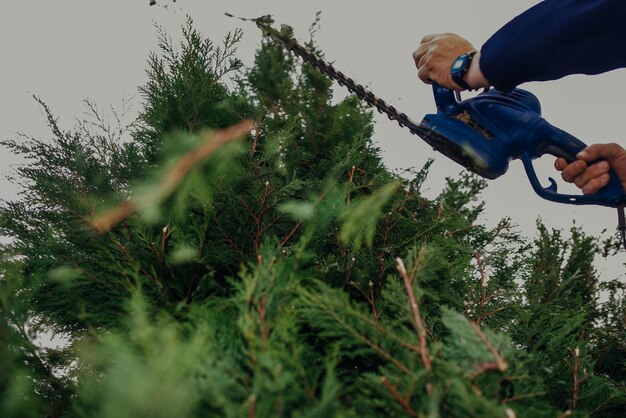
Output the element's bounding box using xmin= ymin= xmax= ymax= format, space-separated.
xmin=90 ymin=120 xmax=253 ymax=233
xmin=396 ymin=253 xmax=432 ymax=372
xmin=160 ymin=225 xmax=170 ymax=261
xmin=568 ymin=346 xmax=581 ymax=410
xmin=248 ymin=125 xmax=260 ymax=156
xmin=248 ymin=393 xmax=256 ymax=418
xmin=473 ymin=251 xmax=487 ymax=306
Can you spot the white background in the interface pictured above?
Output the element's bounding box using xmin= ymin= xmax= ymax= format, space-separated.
xmin=1 ymin=0 xmax=624 ymax=280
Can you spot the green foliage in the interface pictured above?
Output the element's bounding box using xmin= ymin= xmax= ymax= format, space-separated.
xmin=1 ymin=16 xmax=624 ymax=418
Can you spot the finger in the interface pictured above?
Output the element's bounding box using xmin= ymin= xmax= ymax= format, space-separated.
xmin=412 ymin=45 xmax=429 ymax=68
xmin=554 ymin=157 xmax=568 ymax=171
xmin=573 ymin=161 xmax=610 ymax=189
xmin=418 ymin=65 xmax=432 ymax=84
xmin=581 ymin=173 xmax=610 ymax=195
xmin=577 ymin=143 xmax=622 ymax=162
xmin=417 ymin=52 xmax=429 ymax=70
xmin=560 ymin=160 xmax=588 ymax=183
xmin=420 ymin=34 xmax=438 ymax=44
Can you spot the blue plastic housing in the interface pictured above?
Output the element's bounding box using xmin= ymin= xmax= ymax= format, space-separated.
xmin=419 ymin=85 xmax=626 ymax=207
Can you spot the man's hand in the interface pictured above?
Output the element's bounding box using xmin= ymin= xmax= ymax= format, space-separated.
xmin=412 ymin=33 xmax=489 ymax=90
xmin=554 ymin=143 xmax=626 ymax=194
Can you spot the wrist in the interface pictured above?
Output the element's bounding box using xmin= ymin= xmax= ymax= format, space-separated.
xmin=464 ymin=51 xmax=489 ymax=89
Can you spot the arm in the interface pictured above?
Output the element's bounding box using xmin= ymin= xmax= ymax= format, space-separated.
xmin=413 ymin=0 xmax=626 ymax=194
xmin=413 ymin=0 xmax=626 ymax=91
xmin=481 ymin=0 xmax=626 ymax=91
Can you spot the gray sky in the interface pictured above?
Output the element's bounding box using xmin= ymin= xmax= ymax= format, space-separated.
xmin=1 ymin=0 xmax=625 ymax=279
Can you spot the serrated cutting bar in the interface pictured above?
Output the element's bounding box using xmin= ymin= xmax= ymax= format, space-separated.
xmin=226 ymin=14 xmax=430 ymax=138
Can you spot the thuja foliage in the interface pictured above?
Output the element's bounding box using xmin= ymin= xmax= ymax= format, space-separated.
xmin=1 ymin=17 xmax=625 ymax=417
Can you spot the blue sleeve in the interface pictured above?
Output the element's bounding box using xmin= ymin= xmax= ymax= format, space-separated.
xmin=480 ymin=0 xmax=626 ymax=92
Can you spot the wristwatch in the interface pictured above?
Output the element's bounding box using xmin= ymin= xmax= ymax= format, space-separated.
xmin=451 ymin=51 xmax=476 ymax=91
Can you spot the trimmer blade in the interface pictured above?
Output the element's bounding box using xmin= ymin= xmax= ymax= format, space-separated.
xmin=416 ymin=125 xmax=488 ymax=176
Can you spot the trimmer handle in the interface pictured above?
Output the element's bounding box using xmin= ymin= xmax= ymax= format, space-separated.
xmin=432 ymin=83 xmax=460 ymax=114
xmin=521 ymin=120 xmax=626 ymax=207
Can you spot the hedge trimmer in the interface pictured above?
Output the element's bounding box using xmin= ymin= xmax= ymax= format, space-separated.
xmin=228 ymin=14 xmax=626 ymax=248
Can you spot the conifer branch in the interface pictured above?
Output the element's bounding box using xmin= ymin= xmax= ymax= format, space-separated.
xmin=160 ymin=225 xmax=170 ymax=261
xmin=248 ymin=126 xmax=260 ymax=156
xmin=469 ymin=251 xmax=505 ymax=325
xmin=567 ymin=346 xmax=582 ymax=410
xmin=60 ymin=255 xmax=126 ymax=290
xmin=253 ymin=181 xmax=273 ymax=252
xmin=213 ymin=216 xmax=245 ymax=257
xmin=307 ymin=286 xmax=423 ymax=353
xmin=473 ymin=251 xmax=488 ymax=306
xmin=248 ymin=393 xmax=256 ymax=418
xmin=378 ymin=212 xmax=396 ymax=281
xmin=303 ymin=289 xmax=413 ymax=376
xmin=396 ymin=253 xmax=432 ymax=372
xmin=380 ymin=376 xmax=417 ymax=417
xmin=335 ymin=227 xmax=348 ymax=257
xmin=280 ymin=221 xmax=302 ymax=247
xmin=349 ymin=279 xmax=380 ymax=322
xmin=90 ymin=120 xmax=253 ymax=233
xmin=468 ymin=321 xmax=508 ymax=376
xmin=501 ymin=391 xmax=547 ymax=404
xmin=346 ymin=165 xmax=356 ymax=207
xmin=474 ymin=307 xmax=504 ymax=325
xmin=113 ymin=239 xmax=162 ymax=288
xmin=588 ymin=395 xmax=615 ymax=416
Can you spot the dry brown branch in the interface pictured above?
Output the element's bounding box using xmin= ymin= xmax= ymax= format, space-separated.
xmin=248 ymin=393 xmax=256 ymax=418
xmin=568 ymin=346 xmax=581 ymax=410
xmin=396 ymin=253 xmax=432 ymax=372
xmin=473 ymin=251 xmax=487 ymax=304
xmin=90 ymin=120 xmax=253 ymax=233
xmin=248 ymin=125 xmax=260 ymax=156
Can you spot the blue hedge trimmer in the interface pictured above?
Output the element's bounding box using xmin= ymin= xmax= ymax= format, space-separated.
xmin=229 ymin=14 xmax=626 ymax=249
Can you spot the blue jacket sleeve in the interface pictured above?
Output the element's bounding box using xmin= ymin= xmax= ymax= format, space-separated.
xmin=480 ymin=0 xmax=626 ymax=92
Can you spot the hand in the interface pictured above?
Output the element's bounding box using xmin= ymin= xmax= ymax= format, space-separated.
xmin=412 ymin=33 xmax=489 ymax=91
xmin=554 ymin=143 xmax=626 ymax=194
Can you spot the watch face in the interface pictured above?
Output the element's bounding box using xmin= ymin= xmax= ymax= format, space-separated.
xmin=451 ymin=52 xmax=474 ymax=90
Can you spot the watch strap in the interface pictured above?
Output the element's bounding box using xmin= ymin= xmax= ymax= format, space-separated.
xmin=451 ymin=51 xmax=476 ymax=91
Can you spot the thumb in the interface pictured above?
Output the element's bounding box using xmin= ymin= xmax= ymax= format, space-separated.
xmin=576 ymin=143 xmax=623 ymax=162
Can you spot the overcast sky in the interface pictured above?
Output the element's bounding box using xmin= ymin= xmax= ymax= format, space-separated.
xmin=2 ymin=0 xmax=625 ymax=279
